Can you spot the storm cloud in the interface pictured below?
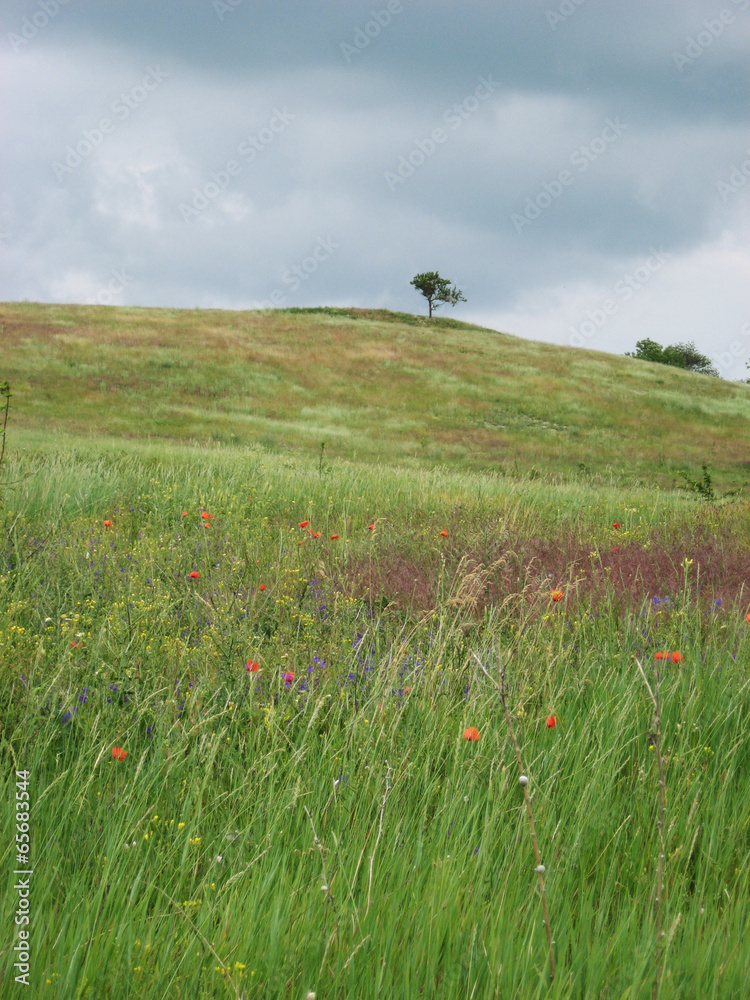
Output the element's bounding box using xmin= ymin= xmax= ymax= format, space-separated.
xmin=2 ymin=0 xmax=749 ymax=376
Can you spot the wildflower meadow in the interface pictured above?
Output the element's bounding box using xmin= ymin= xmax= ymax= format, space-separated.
xmin=1 ymin=307 xmax=749 ymax=999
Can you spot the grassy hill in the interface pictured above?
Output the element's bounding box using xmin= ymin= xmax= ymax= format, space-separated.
xmin=2 ymin=301 xmax=749 ymax=490
xmin=1 ymin=302 xmax=750 ymax=999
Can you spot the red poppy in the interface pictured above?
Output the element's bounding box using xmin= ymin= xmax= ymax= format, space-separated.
xmin=611 ymin=545 xmax=619 ymax=552
xmin=440 ymin=529 xmax=448 ymax=537
xmin=71 ymin=640 xmax=82 ymax=648
xmin=368 ymin=523 xmax=375 ymax=531
xmin=103 ymin=519 xmax=113 ymax=527
xmin=670 ymin=651 xmax=684 ymax=663
xmin=201 ymin=511 xmax=210 ymax=518
xmin=550 ymin=590 xmax=564 ymax=602
xmin=246 ymin=660 xmax=260 ymax=672
xmin=747 ymin=612 xmax=750 ymax=622
xmin=259 ymin=583 xmax=266 ymax=591
xmin=546 ymin=714 xmax=556 ymax=728
xmin=330 ymin=534 xmax=339 ymax=540
xmin=612 ymin=522 xmax=621 ymax=529
xmin=189 ymin=570 xmax=200 ymax=578
xmin=463 ymin=727 xmax=481 ymax=741
xmin=112 ymin=746 xmax=127 ymax=761
xmin=203 ymin=521 xmax=211 ymax=528
xmin=283 ymin=671 xmax=294 ymax=684
xmin=404 ymin=686 xmax=412 ymax=694
xmin=182 ymin=511 xmax=188 ymax=517
xmin=313 ymin=530 xmax=322 ymax=538
xmin=298 ymin=520 xmax=309 ymax=528
xmin=654 ymin=651 xmax=668 ymax=659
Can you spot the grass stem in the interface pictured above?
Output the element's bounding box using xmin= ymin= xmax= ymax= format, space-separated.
xmin=474 ymin=651 xmax=555 ymax=982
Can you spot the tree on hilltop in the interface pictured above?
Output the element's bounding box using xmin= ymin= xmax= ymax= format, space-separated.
xmin=410 ymin=271 xmax=466 ymax=318
xmin=625 ymin=338 xmax=719 ymax=376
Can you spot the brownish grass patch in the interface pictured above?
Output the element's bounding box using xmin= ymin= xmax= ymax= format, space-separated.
xmin=336 ymin=524 xmax=750 ymax=616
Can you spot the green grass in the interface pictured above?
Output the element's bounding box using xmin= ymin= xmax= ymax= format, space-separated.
xmin=1 ymin=306 xmax=749 ymax=998
xmin=2 ymin=301 xmax=750 ymax=490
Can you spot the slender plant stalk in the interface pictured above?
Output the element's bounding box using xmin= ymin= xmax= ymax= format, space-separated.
xmin=150 ymin=884 xmax=242 ymax=1000
xmin=305 ymin=802 xmax=341 ymax=978
xmin=0 ymin=381 xmax=10 ymax=508
xmin=636 ymin=658 xmax=666 ymax=1000
xmin=473 ymin=651 xmax=555 ymax=982
xmin=304 ymin=805 xmax=331 ymax=893
xmin=365 ymin=760 xmax=392 ymax=918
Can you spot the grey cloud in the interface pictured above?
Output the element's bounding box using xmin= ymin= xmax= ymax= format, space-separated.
xmin=1 ymin=0 xmax=749 ymax=371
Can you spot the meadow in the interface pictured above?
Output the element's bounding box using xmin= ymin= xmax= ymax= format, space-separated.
xmin=3 ymin=301 xmax=750 ymax=488
xmin=0 ymin=304 xmax=749 ymax=999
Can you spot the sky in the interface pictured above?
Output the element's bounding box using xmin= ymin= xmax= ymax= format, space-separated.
xmin=2 ymin=0 xmax=749 ymax=378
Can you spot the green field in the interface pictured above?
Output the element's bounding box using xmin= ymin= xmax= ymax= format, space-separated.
xmin=1 ymin=304 xmax=749 ymax=999
xmin=3 ymin=301 xmax=750 ymax=487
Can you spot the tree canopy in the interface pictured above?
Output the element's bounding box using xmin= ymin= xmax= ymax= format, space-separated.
xmin=410 ymin=271 xmax=466 ymax=317
xmin=625 ymin=338 xmax=719 ymax=376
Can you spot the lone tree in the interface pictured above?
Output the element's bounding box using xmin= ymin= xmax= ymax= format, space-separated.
xmin=410 ymin=271 xmax=466 ymax=317
xmin=625 ymin=338 xmax=719 ymax=377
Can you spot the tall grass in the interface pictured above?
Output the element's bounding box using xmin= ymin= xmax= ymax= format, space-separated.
xmin=1 ymin=443 xmax=749 ymax=998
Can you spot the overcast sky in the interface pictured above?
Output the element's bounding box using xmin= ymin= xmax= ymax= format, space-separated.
xmin=2 ymin=0 xmax=749 ymax=377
